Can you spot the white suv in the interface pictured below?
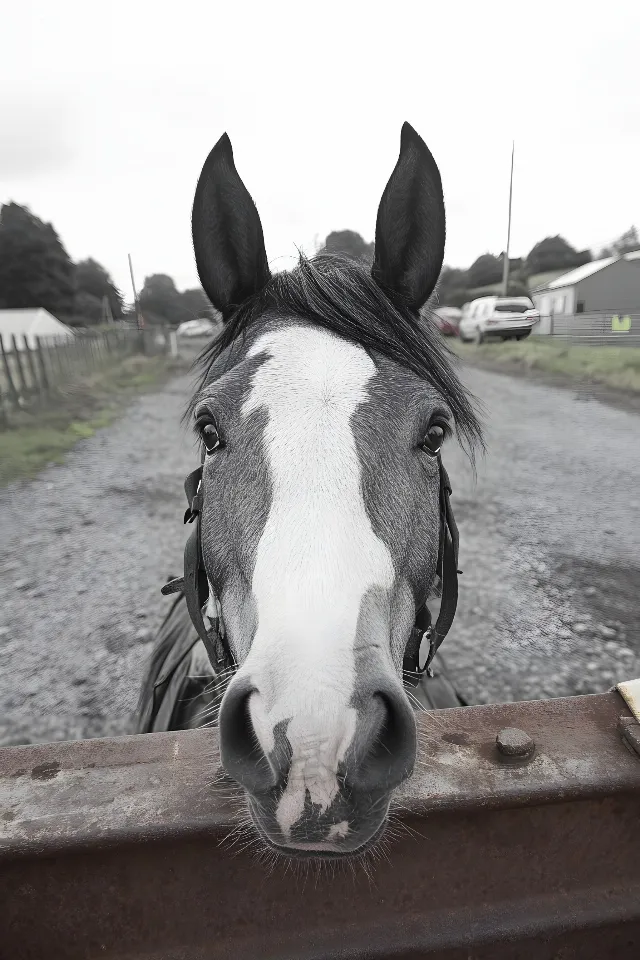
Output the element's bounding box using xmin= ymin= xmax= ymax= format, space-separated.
xmin=458 ymin=296 xmax=539 ymax=344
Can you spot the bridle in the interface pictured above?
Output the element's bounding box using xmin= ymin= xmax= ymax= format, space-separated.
xmin=161 ymin=456 xmax=461 ymax=688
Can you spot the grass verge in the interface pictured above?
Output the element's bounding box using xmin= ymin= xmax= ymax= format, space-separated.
xmin=0 ymin=353 xmax=189 ymax=487
xmin=450 ymin=337 xmax=640 ymax=394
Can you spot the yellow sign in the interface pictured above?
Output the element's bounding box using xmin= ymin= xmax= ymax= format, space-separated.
xmin=611 ymin=315 xmax=631 ymax=332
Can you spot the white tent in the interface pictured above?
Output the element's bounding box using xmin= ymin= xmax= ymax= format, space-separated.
xmin=0 ymin=308 xmax=75 ymax=350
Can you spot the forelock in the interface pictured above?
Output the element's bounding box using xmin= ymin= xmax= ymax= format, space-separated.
xmin=188 ymin=254 xmax=485 ymax=462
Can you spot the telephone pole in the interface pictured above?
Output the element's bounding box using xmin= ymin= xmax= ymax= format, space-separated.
xmin=128 ymin=253 xmax=143 ymax=329
xmin=501 ymin=141 xmax=515 ymax=297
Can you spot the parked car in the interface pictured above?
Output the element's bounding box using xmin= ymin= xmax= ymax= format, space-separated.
xmin=432 ymin=306 xmax=462 ymax=337
xmin=458 ymin=296 xmax=539 ymax=344
xmin=176 ymin=318 xmax=219 ymax=338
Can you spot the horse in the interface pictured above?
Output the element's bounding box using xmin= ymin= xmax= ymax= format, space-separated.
xmin=136 ymin=122 xmax=483 ymax=860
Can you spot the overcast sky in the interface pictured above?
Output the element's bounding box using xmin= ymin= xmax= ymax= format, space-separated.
xmin=2 ymin=1 xmax=638 ymax=302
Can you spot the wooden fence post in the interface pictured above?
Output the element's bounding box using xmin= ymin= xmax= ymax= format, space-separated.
xmin=10 ymin=335 xmax=29 ymax=398
xmin=72 ymin=334 xmax=80 ymax=370
xmin=0 ymin=381 xmax=8 ymax=428
xmin=78 ymin=334 xmax=87 ymax=372
xmin=35 ymin=337 xmax=50 ymax=393
xmin=59 ymin=339 xmax=71 ymax=376
xmin=52 ymin=341 xmax=64 ymax=379
xmin=22 ymin=337 xmax=40 ymax=398
xmin=0 ymin=334 xmax=21 ymax=409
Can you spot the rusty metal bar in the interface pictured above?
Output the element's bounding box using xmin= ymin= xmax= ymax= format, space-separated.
xmin=2 ymin=690 xmax=640 ymax=959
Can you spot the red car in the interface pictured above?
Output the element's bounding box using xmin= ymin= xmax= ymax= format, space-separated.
xmin=432 ymin=306 xmax=462 ymax=337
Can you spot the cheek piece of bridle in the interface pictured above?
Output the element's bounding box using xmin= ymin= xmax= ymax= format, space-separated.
xmin=161 ymin=457 xmax=460 ymax=688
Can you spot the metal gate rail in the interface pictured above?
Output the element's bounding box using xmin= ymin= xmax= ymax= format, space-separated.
xmin=2 ymin=689 xmax=640 ymax=959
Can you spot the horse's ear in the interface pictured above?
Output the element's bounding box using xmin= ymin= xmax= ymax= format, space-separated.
xmin=372 ymin=122 xmax=445 ymax=311
xmin=192 ymin=133 xmax=271 ymax=317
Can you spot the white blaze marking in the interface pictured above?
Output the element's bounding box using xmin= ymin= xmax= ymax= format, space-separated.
xmin=242 ymin=325 xmax=395 ymax=839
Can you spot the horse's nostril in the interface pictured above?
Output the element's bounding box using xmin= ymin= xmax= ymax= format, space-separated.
xmin=347 ymin=687 xmax=417 ymax=793
xmin=218 ymin=680 xmax=280 ymax=794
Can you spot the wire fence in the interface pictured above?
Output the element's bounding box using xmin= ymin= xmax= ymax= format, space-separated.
xmin=539 ymin=312 xmax=640 ymax=347
xmin=0 ymin=326 xmax=175 ymax=428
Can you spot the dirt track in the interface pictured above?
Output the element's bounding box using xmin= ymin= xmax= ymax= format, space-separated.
xmin=1 ymin=363 xmax=639 ymax=746
xmin=0 ymin=373 xmax=198 ymax=746
xmin=441 ymin=363 xmax=640 ymax=704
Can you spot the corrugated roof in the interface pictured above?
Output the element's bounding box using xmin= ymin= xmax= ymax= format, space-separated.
xmin=545 ymin=257 xmax=617 ymax=289
xmin=540 ymin=251 xmax=640 ymax=291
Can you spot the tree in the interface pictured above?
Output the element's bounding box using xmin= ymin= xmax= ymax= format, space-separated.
xmin=505 ymin=280 xmax=530 ymax=298
xmin=525 ymin=236 xmax=591 ymax=275
xmin=70 ymin=292 xmax=104 ymax=325
xmin=138 ymin=274 xmax=190 ymax=325
xmin=319 ymin=230 xmax=374 ymax=264
xmin=436 ymin=266 xmax=470 ymax=307
xmin=0 ymin=202 xmax=76 ymax=315
xmin=75 ymin=258 xmax=124 ymax=320
xmin=600 ymin=226 xmax=640 ymax=258
xmin=180 ymin=287 xmax=218 ymax=321
xmin=467 ymin=254 xmax=503 ymax=288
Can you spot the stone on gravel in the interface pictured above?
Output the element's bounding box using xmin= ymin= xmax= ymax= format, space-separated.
xmin=14 ymin=580 xmax=30 ymax=591
xmin=572 ymin=623 xmax=588 ymax=635
xmin=584 ymin=586 xmax=597 ymax=597
xmin=599 ymin=624 xmax=617 ymax=639
xmin=135 ymin=627 xmax=153 ymax=643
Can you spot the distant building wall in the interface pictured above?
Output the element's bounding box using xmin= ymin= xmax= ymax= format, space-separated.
xmin=532 ymin=260 xmax=640 ymax=334
xmin=574 ymin=260 xmax=640 ymax=313
xmin=533 ymin=285 xmax=574 ymax=332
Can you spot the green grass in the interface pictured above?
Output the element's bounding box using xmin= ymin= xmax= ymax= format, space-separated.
xmin=0 ymin=353 xmax=188 ymax=487
xmin=450 ymin=338 xmax=640 ymax=393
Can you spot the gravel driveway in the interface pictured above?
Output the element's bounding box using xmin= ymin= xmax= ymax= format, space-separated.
xmin=0 ymin=373 xmax=199 ymax=746
xmin=1 ymin=363 xmax=639 ymax=746
xmin=442 ymin=364 xmax=640 ymax=704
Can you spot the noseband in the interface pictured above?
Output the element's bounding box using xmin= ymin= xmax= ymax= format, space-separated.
xmin=161 ymin=457 xmax=460 ymax=688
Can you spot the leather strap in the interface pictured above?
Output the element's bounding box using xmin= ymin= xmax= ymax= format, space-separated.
xmin=164 ymin=456 xmax=460 ymax=687
xmin=402 ymin=458 xmax=461 ymax=687
xmin=163 ymin=466 xmax=235 ymax=675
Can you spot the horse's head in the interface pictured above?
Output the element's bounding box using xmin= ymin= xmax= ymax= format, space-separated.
xmin=188 ymin=124 xmax=482 ymax=858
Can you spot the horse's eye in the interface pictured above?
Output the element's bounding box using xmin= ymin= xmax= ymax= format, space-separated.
xmin=422 ymin=423 xmax=446 ymax=456
xmin=201 ymin=423 xmax=221 ymax=455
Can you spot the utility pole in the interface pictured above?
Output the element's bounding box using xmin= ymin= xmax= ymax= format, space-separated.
xmin=128 ymin=253 xmax=143 ymax=329
xmin=502 ymin=141 xmax=515 ymax=297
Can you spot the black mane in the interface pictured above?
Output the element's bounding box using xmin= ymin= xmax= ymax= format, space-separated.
xmin=190 ymin=253 xmax=484 ymax=459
